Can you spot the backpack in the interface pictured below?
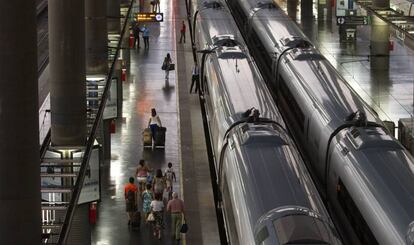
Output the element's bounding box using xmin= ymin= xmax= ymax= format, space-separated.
xmin=127 ymin=189 xmax=135 ymax=203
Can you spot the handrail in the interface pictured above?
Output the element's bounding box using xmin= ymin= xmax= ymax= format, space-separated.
xmin=40 ymin=129 xmax=51 ymax=158
xmin=57 ymin=0 xmax=134 ymax=243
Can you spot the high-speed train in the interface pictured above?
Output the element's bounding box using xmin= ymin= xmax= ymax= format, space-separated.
xmin=193 ymin=0 xmax=342 ymax=244
xmin=226 ymin=0 xmax=414 ymax=244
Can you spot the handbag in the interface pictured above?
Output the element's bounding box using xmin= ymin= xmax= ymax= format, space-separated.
xmin=147 ymin=212 xmax=155 ymax=222
xmin=168 ymin=63 xmax=175 ymax=71
xmin=180 ymin=219 xmax=188 ymax=233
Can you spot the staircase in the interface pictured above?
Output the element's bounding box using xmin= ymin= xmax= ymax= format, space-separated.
xmin=40 ymin=78 xmax=106 ymax=244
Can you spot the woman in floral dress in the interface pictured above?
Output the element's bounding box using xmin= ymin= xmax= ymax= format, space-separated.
xmin=142 ymin=183 xmax=153 ymax=222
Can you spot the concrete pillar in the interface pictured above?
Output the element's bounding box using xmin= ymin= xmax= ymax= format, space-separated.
xmin=370 ymin=15 xmax=390 ymax=70
xmin=301 ymin=0 xmax=313 ymax=19
xmin=301 ymin=0 xmax=314 ymax=39
xmin=49 ymin=0 xmax=89 ymax=244
xmin=49 ymin=0 xmax=87 ymax=146
xmin=86 ymin=0 xmax=108 ymax=75
xmin=372 ymin=0 xmax=390 ymax=9
xmin=370 ymin=15 xmax=391 ymax=106
xmin=317 ymin=0 xmax=328 ymax=21
xmin=103 ymin=119 xmax=112 ymax=161
xmin=115 ymin=63 xmax=123 ymax=118
xmin=287 ymin=0 xmax=298 ymax=21
xmin=108 ymin=0 xmax=121 ymax=34
xmin=122 ymin=26 xmax=131 ymax=69
xmin=0 ymin=1 xmax=40 ymax=244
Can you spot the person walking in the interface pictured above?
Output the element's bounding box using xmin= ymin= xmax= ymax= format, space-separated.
xmin=142 ymin=183 xmax=153 ymax=222
xmin=162 ymin=53 xmax=172 ymax=80
xmin=141 ymin=25 xmax=150 ymax=49
xmin=148 ymin=108 xmax=162 ymax=142
xmin=124 ymin=177 xmax=138 ymax=226
xmin=155 ymin=0 xmax=160 ymax=12
xmin=164 ymin=162 xmax=176 ymax=200
xmin=150 ymin=193 xmax=165 ymax=239
xmin=132 ymin=22 xmax=141 ymax=48
xmin=136 ymin=159 xmax=151 ymax=192
xmin=189 ymin=63 xmax=200 ymax=94
xmin=179 ymin=21 xmax=186 ymax=43
xmin=167 ymin=192 xmax=185 ymax=241
xmin=152 ymin=169 xmax=166 ymax=197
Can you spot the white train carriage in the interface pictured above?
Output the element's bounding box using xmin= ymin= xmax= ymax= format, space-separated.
xmin=226 ymin=0 xmax=414 ymax=244
xmin=193 ymin=1 xmax=342 ymax=244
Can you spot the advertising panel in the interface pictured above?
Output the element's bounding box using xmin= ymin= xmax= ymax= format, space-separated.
xmin=103 ymin=78 xmax=118 ymax=119
xmin=76 ymin=145 xmax=101 ymax=204
xmin=336 ymin=0 xmax=355 ymax=16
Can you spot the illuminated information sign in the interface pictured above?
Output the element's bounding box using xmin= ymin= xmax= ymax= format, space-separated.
xmin=135 ymin=12 xmax=164 ymax=22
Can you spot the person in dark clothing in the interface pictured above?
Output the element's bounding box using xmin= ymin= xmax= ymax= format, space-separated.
xmin=179 ymin=21 xmax=186 ymax=43
xmin=132 ymin=23 xmax=141 ymax=48
xmin=189 ymin=63 xmax=200 ymax=94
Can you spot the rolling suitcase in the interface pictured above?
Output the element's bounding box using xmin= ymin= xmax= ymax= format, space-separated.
xmin=143 ymin=128 xmax=152 ymax=148
xmin=131 ymin=211 xmax=141 ymax=230
xmin=154 ymin=127 xmax=166 ymax=148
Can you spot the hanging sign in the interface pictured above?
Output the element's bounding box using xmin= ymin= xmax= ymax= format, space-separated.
xmin=135 ymin=12 xmax=164 ymax=22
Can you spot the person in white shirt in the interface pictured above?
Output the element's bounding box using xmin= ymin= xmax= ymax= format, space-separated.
xmin=148 ymin=108 xmax=162 ymax=141
xmin=150 ymin=193 xmax=164 ymax=239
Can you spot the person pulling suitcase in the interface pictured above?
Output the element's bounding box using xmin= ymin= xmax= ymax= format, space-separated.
xmin=148 ymin=108 xmax=163 ymax=149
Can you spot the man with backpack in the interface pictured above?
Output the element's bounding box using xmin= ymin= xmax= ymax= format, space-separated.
xmin=124 ymin=177 xmax=138 ymax=226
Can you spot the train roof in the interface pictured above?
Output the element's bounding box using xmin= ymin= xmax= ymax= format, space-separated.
xmin=227 ymin=123 xmax=339 ymax=242
xmin=229 ymin=123 xmax=329 ymax=216
xmin=245 ymin=3 xmax=383 ymax=127
xmin=338 ymin=127 xmax=414 ymax=243
xmin=211 ymin=46 xmax=283 ymax=124
xmin=196 ymin=0 xmax=243 ymax=47
xmin=286 ymin=55 xmax=382 ymax=125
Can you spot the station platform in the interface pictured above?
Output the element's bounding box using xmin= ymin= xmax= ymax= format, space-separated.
xmin=90 ymin=0 xmax=220 ymax=244
xmin=275 ymin=0 xmax=414 ymax=125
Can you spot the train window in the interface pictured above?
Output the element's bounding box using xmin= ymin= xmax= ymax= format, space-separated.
xmin=255 ymin=226 xmax=269 ymax=244
xmin=222 ymin=177 xmax=240 ymax=244
xmin=273 ymin=214 xmax=332 ymax=244
xmin=278 ymin=79 xmax=305 ymax=132
xmin=337 ymin=179 xmax=379 ymax=245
